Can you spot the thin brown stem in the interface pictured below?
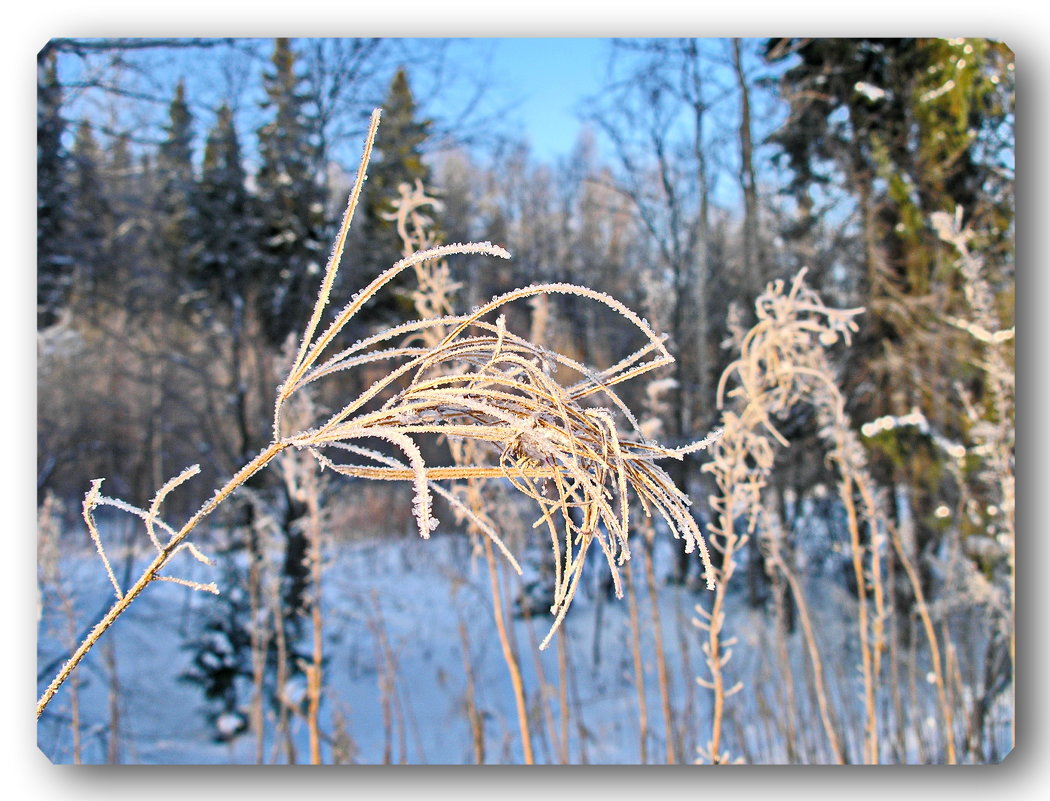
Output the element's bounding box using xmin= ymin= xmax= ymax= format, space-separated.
xmin=104 ymin=640 xmax=121 ymax=764
xmin=765 ymin=521 xmax=845 ymax=763
xmin=304 ymin=476 xmax=324 ymax=765
xmin=522 ymin=600 xmax=560 ymax=763
xmin=482 ymin=534 xmax=534 ymax=764
xmin=623 ymin=561 xmax=649 ymax=764
xmin=641 ymin=528 xmax=676 ymax=764
xmin=842 ymin=475 xmax=877 ymax=763
xmin=247 ymin=513 xmax=267 ymax=765
xmin=888 ymin=518 xmax=956 ymax=764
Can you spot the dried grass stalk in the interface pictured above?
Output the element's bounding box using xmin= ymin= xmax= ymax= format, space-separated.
xmin=697 ymin=268 xmax=863 ymax=764
xmin=38 ymin=108 xmax=720 ymax=718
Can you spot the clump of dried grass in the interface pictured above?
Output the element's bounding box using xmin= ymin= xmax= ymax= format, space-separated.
xmin=38 ymin=109 xmax=720 ymax=717
xmin=699 ymin=266 xmax=981 ymax=764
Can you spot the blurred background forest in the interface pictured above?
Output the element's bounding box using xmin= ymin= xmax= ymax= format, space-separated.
xmin=36 ymin=37 xmax=1014 ymax=764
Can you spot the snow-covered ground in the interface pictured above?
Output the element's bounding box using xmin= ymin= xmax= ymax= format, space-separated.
xmin=36 ymin=517 xmax=1012 ymax=765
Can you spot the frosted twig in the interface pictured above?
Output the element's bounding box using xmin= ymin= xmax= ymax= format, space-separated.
xmin=154 ymin=575 xmax=220 ymax=594
xmin=82 ymin=480 xmax=123 ymax=601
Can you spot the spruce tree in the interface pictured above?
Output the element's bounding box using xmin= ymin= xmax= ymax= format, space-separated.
xmin=255 ymin=37 xmax=327 ymax=347
xmin=108 ymin=133 xmax=160 ymax=316
xmin=184 ymin=106 xmax=295 ymax=745
xmin=155 ymin=80 xmax=201 ymax=298
xmin=194 ymin=104 xmax=257 ymax=307
xmin=253 ymin=40 xmax=329 ymax=644
xmin=66 ymin=120 xmax=110 ymax=310
xmin=185 ymin=90 xmax=319 ymax=741
xmin=37 ymin=50 xmax=70 ymax=329
xmin=366 ymin=67 xmax=432 ymax=261
xmin=180 ymin=532 xmax=255 ymax=744
xmin=351 ymin=66 xmax=433 ymax=324
xmin=194 ymin=103 xmax=269 ymax=469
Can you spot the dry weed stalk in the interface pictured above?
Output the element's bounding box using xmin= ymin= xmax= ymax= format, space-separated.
xmin=640 ymin=519 xmax=679 ymax=764
xmin=622 ymin=560 xmax=650 ymax=763
xmin=276 ymin=398 xmax=328 ymax=765
xmin=931 ymin=208 xmax=1014 ymax=645
xmin=845 ymin=208 xmax=1013 ymax=763
xmin=388 ymin=179 xmax=536 ymax=762
xmin=760 ymin=495 xmax=843 ymax=763
xmin=932 ymin=207 xmax=1014 ymax=758
xmin=697 ymin=269 xmax=864 ymax=764
xmin=38 ymin=109 xmax=719 ymax=719
xmin=634 ymin=378 xmax=682 ymax=763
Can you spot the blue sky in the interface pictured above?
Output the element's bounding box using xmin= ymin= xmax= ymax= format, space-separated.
xmin=473 ymin=38 xmax=609 ymax=160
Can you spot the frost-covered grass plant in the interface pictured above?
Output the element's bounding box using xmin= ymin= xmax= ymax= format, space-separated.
xmin=37 ymin=109 xmax=720 ymax=718
xmin=931 ymin=207 xmax=1014 ymax=758
xmin=696 ymin=269 xmax=866 ymax=764
xmin=698 ymin=266 xmax=986 ymax=764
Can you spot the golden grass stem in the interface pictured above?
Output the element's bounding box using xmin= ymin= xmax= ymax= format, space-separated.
xmin=482 ymin=535 xmax=534 ymax=764
xmin=623 ymin=561 xmax=649 ymax=764
xmin=763 ymin=512 xmax=845 ymax=763
xmin=641 ymin=528 xmax=677 ymax=764
xmin=887 ymin=518 xmax=956 ymax=763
